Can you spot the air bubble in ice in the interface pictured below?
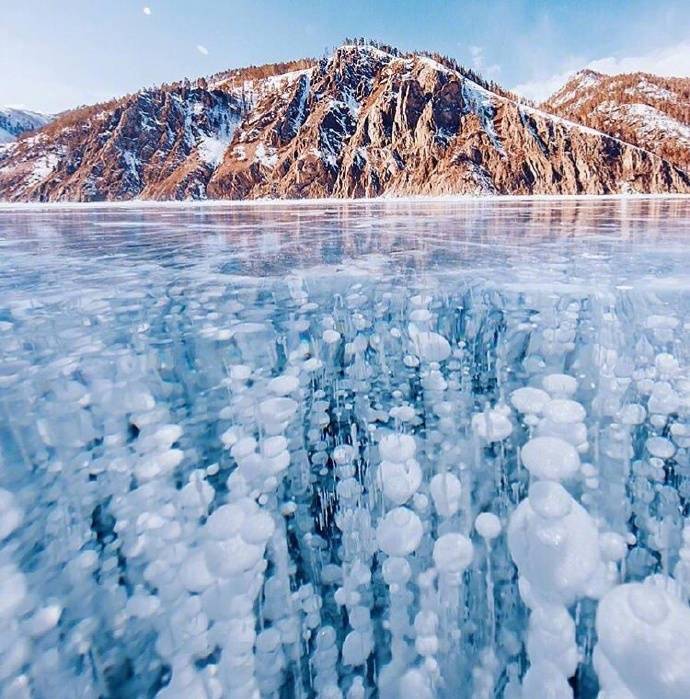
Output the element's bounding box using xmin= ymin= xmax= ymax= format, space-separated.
xmin=520 ymin=437 xmax=580 ymax=481
xmin=377 ymin=508 xmax=424 ymax=557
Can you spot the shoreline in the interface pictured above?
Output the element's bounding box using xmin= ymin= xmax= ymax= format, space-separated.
xmin=0 ymin=192 xmax=689 ymax=212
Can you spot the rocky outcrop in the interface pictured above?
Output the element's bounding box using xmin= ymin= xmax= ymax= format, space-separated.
xmin=1 ymin=45 xmax=688 ymax=202
xmin=544 ymin=70 xmax=690 ymax=172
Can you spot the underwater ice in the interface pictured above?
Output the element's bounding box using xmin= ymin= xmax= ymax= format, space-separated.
xmin=1 ymin=199 xmax=690 ymax=698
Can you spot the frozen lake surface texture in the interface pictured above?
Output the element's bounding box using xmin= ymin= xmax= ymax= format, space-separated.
xmin=1 ymin=197 xmax=690 ymax=699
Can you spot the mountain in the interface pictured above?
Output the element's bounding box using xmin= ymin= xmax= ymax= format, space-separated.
xmin=543 ymin=70 xmax=690 ymax=172
xmin=0 ymin=107 xmax=53 ymax=143
xmin=0 ymin=43 xmax=688 ymax=202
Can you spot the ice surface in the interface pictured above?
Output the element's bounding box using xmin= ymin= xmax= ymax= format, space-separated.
xmin=1 ymin=197 xmax=690 ymax=698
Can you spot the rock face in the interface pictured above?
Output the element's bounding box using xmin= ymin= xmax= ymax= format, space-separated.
xmin=544 ymin=69 xmax=690 ymax=172
xmin=1 ymin=44 xmax=688 ymax=202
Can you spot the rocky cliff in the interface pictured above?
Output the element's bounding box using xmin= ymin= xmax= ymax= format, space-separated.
xmin=0 ymin=44 xmax=688 ymax=202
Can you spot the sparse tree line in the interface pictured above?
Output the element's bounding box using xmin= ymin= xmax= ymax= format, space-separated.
xmin=338 ymin=37 xmax=532 ymax=105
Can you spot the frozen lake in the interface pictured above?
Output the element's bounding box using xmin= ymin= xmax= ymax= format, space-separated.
xmin=1 ymin=197 xmax=690 ymax=698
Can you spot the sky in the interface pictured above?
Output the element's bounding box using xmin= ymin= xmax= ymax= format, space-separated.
xmin=1 ymin=1 xmax=689 ymax=114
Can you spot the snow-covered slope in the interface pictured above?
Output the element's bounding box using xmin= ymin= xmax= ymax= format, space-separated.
xmin=544 ymin=70 xmax=690 ymax=171
xmin=0 ymin=107 xmax=52 ymax=143
xmin=0 ymin=44 xmax=688 ymax=202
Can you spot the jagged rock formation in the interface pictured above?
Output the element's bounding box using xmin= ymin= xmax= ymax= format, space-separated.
xmin=544 ymin=69 xmax=690 ymax=171
xmin=0 ymin=107 xmax=52 ymax=143
xmin=1 ymin=44 xmax=688 ymax=202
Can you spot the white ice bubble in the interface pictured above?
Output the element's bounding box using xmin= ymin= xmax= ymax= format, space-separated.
xmin=376 ymin=507 xmax=424 ymax=557
xmin=382 ymin=557 xmax=411 ymax=586
xmin=520 ymin=437 xmax=580 ymax=481
xmin=429 ymin=473 xmax=462 ymax=518
xmin=26 ymin=604 xmax=62 ymax=637
xmin=432 ymin=533 xmax=474 ymax=574
xmin=342 ymin=630 xmax=372 ymax=666
xmin=599 ymin=533 xmax=628 ymax=563
xmin=304 ymin=357 xmax=324 ymax=372
xmin=522 ymin=662 xmax=572 ymax=699
xmin=206 ymin=502 xmax=248 ymax=539
xmin=527 ymin=480 xmax=573 ymax=519
xmin=475 ymin=512 xmax=502 ymax=541
xmin=179 ymin=549 xmax=216 ymax=593
xmin=645 ymin=436 xmax=676 ymax=460
xmin=379 ymin=433 xmax=416 ymax=462
xmin=648 ymin=382 xmax=679 ymax=415
xmin=618 ymin=403 xmax=646 ymax=426
xmin=204 ymin=536 xmax=264 ymax=577
xmin=595 ymin=578 xmax=690 ymax=699
xmin=510 ymin=387 xmax=551 ymax=415
xmin=398 ymin=668 xmax=434 ymax=699
xmin=655 ymin=353 xmax=679 ymax=376
xmin=268 ymin=374 xmax=300 ymax=395
xmin=411 ymin=331 xmax=451 ymax=362
xmin=542 ymin=374 xmax=578 ymax=398
xmin=409 ymin=308 xmax=432 ymax=323
xmin=258 ymin=397 xmax=298 ymax=424
xmin=378 ymin=459 xmax=422 ymax=505
xmin=231 ymin=436 xmax=257 ymax=460
xmin=471 ymin=409 xmax=513 ymax=442
xmin=261 ymin=435 xmax=289 ymax=458
xmin=229 ymin=364 xmax=252 ymax=381
xmin=390 ymin=405 xmax=416 ymax=422
xmin=0 ymin=489 xmax=22 ymax=541
xmin=509 ymin=481 xmax=601 ymax=605
xmin=323 ymin=329 xmax=341 ymax=345
xmin=543 ymin=399 xmax=586 ymax=425
xmin=135 ymin=448 xmax=184 ymax=482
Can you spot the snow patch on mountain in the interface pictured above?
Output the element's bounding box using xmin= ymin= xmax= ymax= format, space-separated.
xmin=198 ymin=112 xmax=241 ymax=168
xmin=263 ymin=68 xmax=314 ymax=95
xmin=27 ymin=153 xmax=59 ymax=185
xmin=0 ymin=107 xmax=52 ymax=143
xmin=254 ymin=143 xmax=278 ymax=168
xmin=546 ymin=70 xmax=606 ymax=109
xmin=198 ymin=137 xmax=230 ymax=167
xmin=596 ymin=101 xmax=690 ymax=145
xmin=461 ymin=81 xmax=503 ymax=153
xmin=625 ymin=78 xmax=678 ymax=102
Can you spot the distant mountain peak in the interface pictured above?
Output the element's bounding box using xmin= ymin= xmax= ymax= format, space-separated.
xmin=0 ymin=107 xmax=53 ymax=144
xmin=544 ymin=70 xmax=690 ymax=171
xmin=574 ymin=68 xmax=605 ymax=80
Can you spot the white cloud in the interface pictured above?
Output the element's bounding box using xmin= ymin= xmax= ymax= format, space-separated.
xmin=467 ymin=45 xmax=501 ymax=78
xmin=588 ymin=41 xmax=690 ymax=76
xmin=513 ymin=68 xmax=576 ymax=102
xmin=469 ymin=45 xmax=483 ymax=63
xmin=143 ymin=6 xmax=152 ymax=16
xmin=196 ymin=45 xmax=209 ymax=56
xmin=512 ymin=40 xmax=690 ymax=102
